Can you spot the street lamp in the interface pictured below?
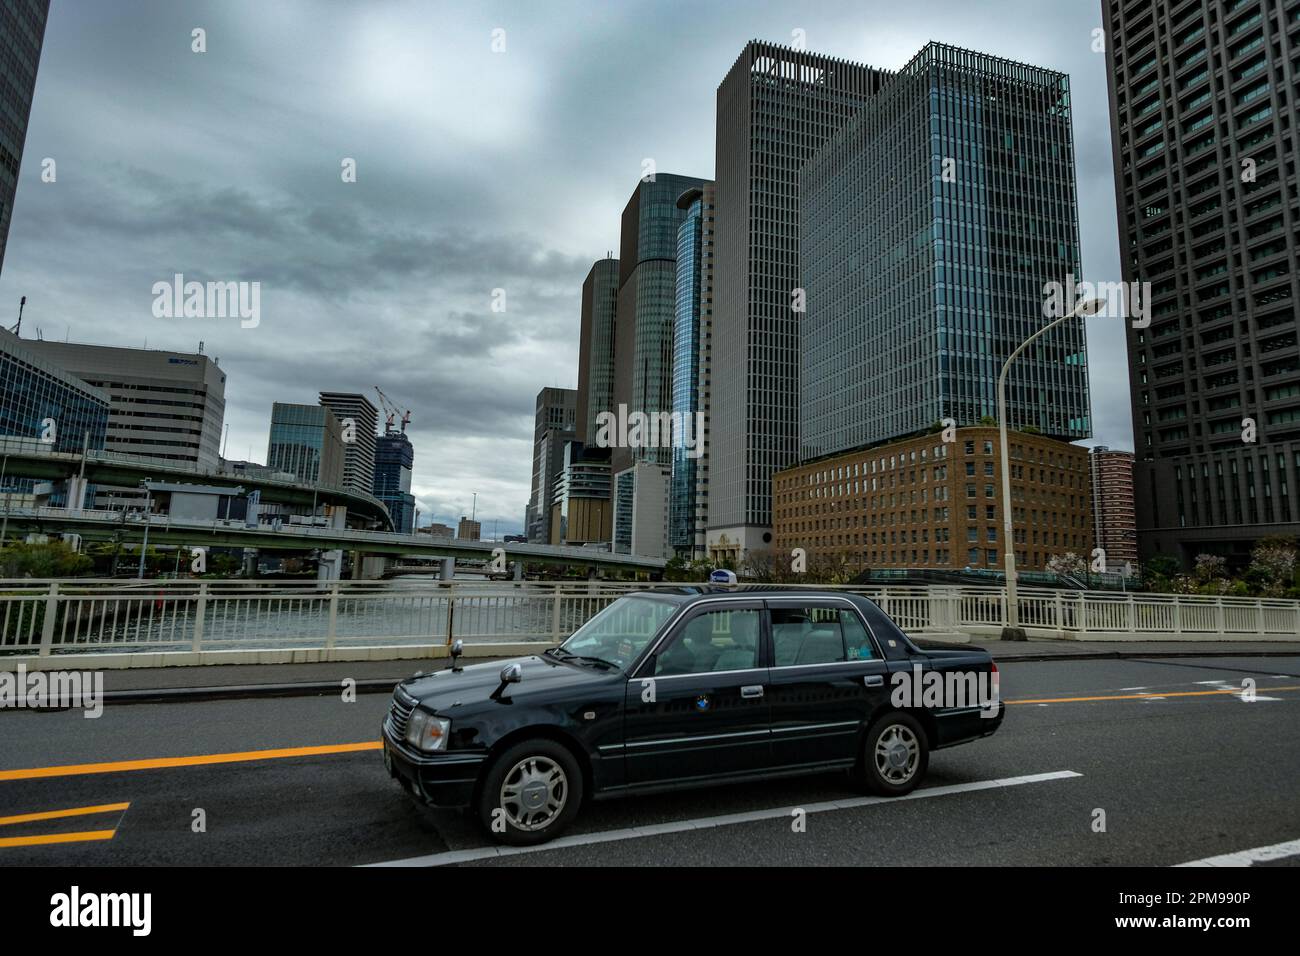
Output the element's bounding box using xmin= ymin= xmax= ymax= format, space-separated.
xmin=997 ymin=297 xmax=1103 ymax=640
xmin=136 ymin=479 xmax=153 ymax=579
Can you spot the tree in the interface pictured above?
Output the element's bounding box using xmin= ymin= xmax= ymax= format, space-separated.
xmin=1192 ymin=553 xmax=1230 ymax=595
xmin=1141 ymin=554 xmax=1181 ymax=592
xmin=0 ymin=540 xmax=94 ymax=578
xmin=1244 ymin=539 xmax=1297 ymax=598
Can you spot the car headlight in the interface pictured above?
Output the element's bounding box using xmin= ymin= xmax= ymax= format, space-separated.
xmin=405 ymin=709 xmax=451 ymax=752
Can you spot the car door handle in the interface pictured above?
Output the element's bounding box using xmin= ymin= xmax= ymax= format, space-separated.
xmin=741 ymin=685 xmax=764 ymax=699
xmin=863 ymin=675 xmax=884 ymax=687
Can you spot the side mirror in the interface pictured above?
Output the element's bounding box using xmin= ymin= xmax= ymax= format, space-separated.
xmin=449 ymin=639 xmax=464 ymax=671
xmin=491 ymin=662 xmax=523 ymax=700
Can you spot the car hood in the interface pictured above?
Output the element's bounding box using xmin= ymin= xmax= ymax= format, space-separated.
xmin=398 ymin=653 xmax=612 ymax=709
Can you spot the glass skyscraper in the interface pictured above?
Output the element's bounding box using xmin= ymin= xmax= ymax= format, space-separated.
xmin=1 ymin=328 xmax=109 ymax=452
xmin=613 ymin=173 xmax=707 ymax=474
xmin=267 ymin=403 xmax=344 ymax=488
xmin=670 ymin=183 xmax=715 ymax=556
xmin=1 ymin=328 xmax=108 ymax=506
xmin=0 ymin=0 xmax=48 ymax=276
xmin=576 ymin=258 xmax=618 ymax=447
xmin=800 ymin=42 xmax=1091 ymax=461
xmin=373 ymin=431 xmax=415 ymax=534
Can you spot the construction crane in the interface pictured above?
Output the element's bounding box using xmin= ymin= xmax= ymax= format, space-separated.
xmin=374 ymin=385 xmax=411 ymax=435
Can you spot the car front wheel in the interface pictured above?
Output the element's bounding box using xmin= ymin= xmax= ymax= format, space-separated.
xmin=477 ymin=739 xmax=583 ymax=846
xmin=858 ymin=713 xmax=929 ymax=796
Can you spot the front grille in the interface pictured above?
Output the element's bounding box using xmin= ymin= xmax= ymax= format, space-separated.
xmin=388 ymin=688 xmax=416 ymax=740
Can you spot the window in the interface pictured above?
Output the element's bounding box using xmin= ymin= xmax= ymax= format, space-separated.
xmin=840 ymin=610 xmax=876 ymax=660
xmin=655 ymin=608 xmax=760 ymax=676
xmin=562 ymin=595 xmax=675 ymax=670
xmin=771 ymin=606 xmax=847 ymax=667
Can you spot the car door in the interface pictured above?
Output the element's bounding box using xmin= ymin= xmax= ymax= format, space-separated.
xmin=765 ymin=598 xmax=893 ymax=768
xmin=622 ymin=601 xmax=771 ymax=787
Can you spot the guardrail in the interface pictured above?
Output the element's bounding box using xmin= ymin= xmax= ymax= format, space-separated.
xmin=1 ymin=579 xmax=1297 ymax=667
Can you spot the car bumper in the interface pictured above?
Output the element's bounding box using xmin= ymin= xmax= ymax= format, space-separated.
xmin=380 ymin=720 xmax=488 ymax=808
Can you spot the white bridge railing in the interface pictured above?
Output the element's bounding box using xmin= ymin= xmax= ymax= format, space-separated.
xmin=0 ymin=580 xmax=1297 ymax=664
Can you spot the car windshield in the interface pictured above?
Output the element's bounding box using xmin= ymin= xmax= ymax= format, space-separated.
xmin=557 ymin=595 xmax=677 ymax=670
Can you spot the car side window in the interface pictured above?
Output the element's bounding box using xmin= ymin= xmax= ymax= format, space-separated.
xmin=771 ymin=606 xmax=846 ymax=666
xmin=655 ymin=608 xmax=760 ymax=676
xmin=840 ymin=610 xmax=877 ymax=660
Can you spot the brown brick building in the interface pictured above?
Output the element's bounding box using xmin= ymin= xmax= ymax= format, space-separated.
xmin=773 ymin=427 xmax=1093 ymax=573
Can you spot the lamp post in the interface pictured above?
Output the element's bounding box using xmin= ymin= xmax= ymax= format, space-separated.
xmin=997 ymin=297 xmax=1103 ymax=640
xmin=136 ymin=479 xmax=153 ymax=579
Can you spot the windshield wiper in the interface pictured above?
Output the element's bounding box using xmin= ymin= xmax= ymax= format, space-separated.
xmin=543 ymin=646 xmax=574 ymax=660
xmin=567 ymin=654 xmax=617 ymax=669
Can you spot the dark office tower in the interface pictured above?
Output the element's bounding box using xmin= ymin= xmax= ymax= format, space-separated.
xmin=576 ymin=257 xmax=619 ymax=446
xmin=670 ymin=183 xmax=716 ymax=557
xmin=373 ymin=431 xmax=416 ymax=533
xmin=1103 ymin=0 xmax=1300 ymax=568
xmin=526 ymin=386 xmax=576 ymax=544
xmin=612 ymin=173 xmax=708 ymax=475
xmin=710 ymin=42 xmax=888 ymax=558
xmin=318 ymin=392 xmax=379 ymax=495
xmin=0 ymin=0 xmax=47 ymax=276
xmin=801 ymin=42 xmax=1091 ymax=461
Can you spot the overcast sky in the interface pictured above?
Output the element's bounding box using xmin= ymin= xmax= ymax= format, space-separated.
xmin=0 ymin=0 xmax=1130 ymax=536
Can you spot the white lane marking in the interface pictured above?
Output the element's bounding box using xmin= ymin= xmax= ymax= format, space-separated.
xmin=1175 ymin=838 xmax=1300 ymax=867
xmin=364 ymin=770 xmax=1083 ymax=868
xmin=1120 ymin=687 xmax=1148 ymax=691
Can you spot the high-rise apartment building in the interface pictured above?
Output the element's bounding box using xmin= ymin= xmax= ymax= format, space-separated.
xmin=267 ymin=402 xmax=344 ymax=488
xmin=801 ymin=42 xmax=1091 ymax=460
xmin=23 ymin=339 xmax=226 ymax=468
xmin=1089 ymin=445 xmax=1138 ymax=571
xmin=0 ymin=0 xmax=49 ymax=276
xmin=526 ymin=387 xmax=576 ymax=543
xmin=576 ymin=257 xmax=619 ymax=446
xmin=670 ymin=182 xmax=716 ymax=557
xmin=1104 ymin=0 xmax=1300 ymax=568
xmin=710 ymin=42 xmax=889 ymax=559
xmin=318 ymin=392 xmax=378 ymax=495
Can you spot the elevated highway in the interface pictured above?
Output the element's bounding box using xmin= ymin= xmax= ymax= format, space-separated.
xmin=0 ymin=506 xmax=667 ymax=573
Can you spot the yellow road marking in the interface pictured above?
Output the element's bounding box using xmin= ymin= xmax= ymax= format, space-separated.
xmin=0 ymin=829 xmax=117 ymax=849
xmin=2 ymin=683 xmax=1295 ymax=784
xmin=1006 ymin=685 xmax=1300 ymax=705
xmin=0 ymin=741 xmax=382 ymax=782
xmin=0 ymin=801 xmax=130 ymax=826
